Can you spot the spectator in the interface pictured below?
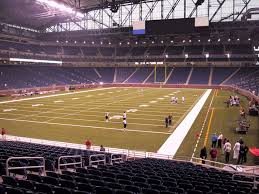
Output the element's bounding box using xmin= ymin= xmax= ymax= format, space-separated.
xmin=210 ymin=148 xmax=218 ymax=164
xmin=1 ymin=128 xmax=6 ymax=140
xmin=100 ymin=145 xmax=105 ymax=152
xmin=200 ymin=146 xmax=207 ymax=164
xmin=85 ymin=139 xmax=92 ymax=150
xmin=243 ymin=144 xmax=249 ymax=163
xmin=238 ymin=144 xmax=245 ymax=164
xmin=223 ymin=140 xmax=231 ymax=163
xmin=211 ymin=133 xmax=218 ymax=148
xmin=217 ymin=133 xmax=223 ymax=148
xmin=233 ymin=140 xmax=240 ymax=160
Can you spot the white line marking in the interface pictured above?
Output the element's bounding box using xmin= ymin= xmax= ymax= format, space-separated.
xmin=139 ymin=104 xmax=149 ymax=107
xmin=54 ymin=100 xmax=64 ymax=103
xmin=158 ymin=98 xmax=164 ymax=100
xmin=157 ymin=89 xmax=212 ymax=156
xmin=126 ymin=109 xmax=138 ymax=113
xmin=32 ymin=104 xmax=44 ymax=107
xmin=3 ymin=108 xmax=17 ymax=112
xmin=110 ymin=115 xmax=123 ymax=120
xmin=149 ymin=101 xmax=157 ymax=103
xmin=191 ymin=91 xmax=215 ymax=159
xmin=72 ymin=98 xmax=79 ymax=100
xmin=0 ymin=117 xmax=171 ymax=135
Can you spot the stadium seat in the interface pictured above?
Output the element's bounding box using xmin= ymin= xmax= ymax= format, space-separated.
xmin=5 ymin=187 xmax=24 ymax=194
xmin=95 ymin=186 xmax=113 ymax=194
xmin=2 ymin=176 xmax=18 ymax=187
xmin=77 ymin=183 xmax=93 ymax=192
xmin=52 ymin=187 xmax=72 ymax=194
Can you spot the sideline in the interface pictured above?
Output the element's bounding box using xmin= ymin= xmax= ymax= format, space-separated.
xmin=157 ymin=89 xmax=212 ymax=156
xmin=0 ymin=87 xmax=114 ymax=104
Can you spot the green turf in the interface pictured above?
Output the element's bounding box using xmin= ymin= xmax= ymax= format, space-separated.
xmin=0 ymin=87 xmax=204 ymax=152
xmin=175 ymin=89 xmax=259 ymax=165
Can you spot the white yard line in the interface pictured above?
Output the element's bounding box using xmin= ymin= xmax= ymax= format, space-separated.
xmin=0 ymin=110 xmax=181 ymax=118
xmin=0 ymin=87 xmax=114 ymax=104
xmin=157 ymin=89 xmax=212 ymax=156
xmin=0 ymin=117 xmax=171 ymax=135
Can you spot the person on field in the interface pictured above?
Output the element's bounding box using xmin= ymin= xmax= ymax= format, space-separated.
xmin=243 ymin=144 xmax=249 ymax=163
xmin=85 ymin=139 xmax=92 ymax=150
xmin=238 ymin=144 xmax=246 ymax=164
xmin=217 ymin=133 xmax=223 ymax=148
xmin=233 ymin=140 xmax=241 ymax=160
xmin=182 ymin=96 xmax=185 ymax=103
xmin=105 ymin=112 xmax=109 ymax=122
xmin=168 ymin=115 xmax=172 ymax=126
xmin=200 ymin=146 xmax=207 ymax=164
xmin=223 ymin=140 xmax=231 ymax=163
xmin=123 ymin=111 xmax=127 ymax=120
xmin=211 ymin=133 xmax=218 ymax=148
xmin=123 ymin=119 xmax=127 ymax=131
xmin=210 ymin=148 xmax=218 ymax=165
xmin=165 ymin=117 xmax=169 ymax=128
xmin=100 ymin=145 xmax=105 ymax=152
xmin=1 ymin=128 xmax=6 ymax=140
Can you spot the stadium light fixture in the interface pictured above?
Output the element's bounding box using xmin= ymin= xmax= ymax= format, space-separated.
xmin=100 ymin=41 xmax=103 ymax=45
xmin=218 ymin=38 xmax=221 ymax=42
xmin=143 ymin=41 xmax=146 ymax=44
xmin=119 ymin=42 xmax=122 ymax=45
xmin=83 ymin=41 xmax=86 ymax=44
xmin=109 ymin=42 xmax=111 ymax=45
xmin=248 ymin=38 xmax=251 ymax=41
xmin=74 ymin=41 xmax=77 ymax=44
xmin=208 ymin=39 xmax=211 ymax=42
xmin=226 ymin=53 xmax=230 ymax=58
xmin=92 ymin=41 xmax=95 ymax=44
xmin=170 ymin=40 xmax=174 ymax=43
xmin=36 ymin=0 xmax=84 ymax=18
xmin=228 ymin=38 xmax=231 ymax=42
xmin=127 ymin=42 xmax=130 ymax=45
xmin=165 ymin=54 xmax=168 ymax=58
xmin=185 ymin=54 xmax=188 ymax=58
xmin=10 ymin=58 xmax=62 ymax=64
xmin=56 ymin=40 xmax=59 ymax=43
xmin=198 ymin=39 xmax=201 ymax=42
xmin=152 ymin=41 xmax=155 ymax=44
xmin=135 ymin=41 xmax=138 ymax=44
xmin=182 ymin=40 xmax=186 ymax=43
xmin=99 ymin=82 xmax=104 ymax=85
xmin=161 ymin=40 xmax=164 ymax=44
xmin=205 ymin=53 xmax=209 ymax=58
xmin=65 ymin=40 xmax=68 ymax=43
xmin=237 ymin=38 xmax=240 ymax=41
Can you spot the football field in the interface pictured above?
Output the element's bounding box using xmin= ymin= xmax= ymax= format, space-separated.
xmin=0 ymin=87 xmax=205 ymax=152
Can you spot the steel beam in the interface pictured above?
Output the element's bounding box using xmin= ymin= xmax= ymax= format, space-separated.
xmin=209 ymin=0 xmax=226 ymax=22
xmin=165 ymin=0 xmax=181 ymax=19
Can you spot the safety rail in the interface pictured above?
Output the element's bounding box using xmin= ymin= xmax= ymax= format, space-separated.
xmin=6 ymin=157 xmax=45 ymax=176
xmin=57 ymin=155 xmax=82 ymax=173
xmin=110 ymin=154 xmax=124 ymax=164
xmin=89 ymin=154 xmax=106 ymax=166
xmin=232 ymin=173 xmax=259 ymax=189
xmin=191 ymin=157 xmax=226 ymax=169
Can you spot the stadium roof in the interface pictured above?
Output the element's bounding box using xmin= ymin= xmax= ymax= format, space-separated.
xmin=0 ymin=0 xmax=141 ymax=30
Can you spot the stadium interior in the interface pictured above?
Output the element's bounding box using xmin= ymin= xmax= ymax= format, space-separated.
xmin=0 ymin=0 xmax=259 ymax=194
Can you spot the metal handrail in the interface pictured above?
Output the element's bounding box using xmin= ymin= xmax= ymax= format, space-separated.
xmin=57 ymin=155 xmax=82 ymax=173
xmin=232 ymin=173 xmax=259 ymax=189
xmin=110 ymin=154 xmax=123 ymax=164
xmin=89 ymin=154 xmax=106 ymax=166
xmin=6 ymin=156 xmax=45 ymax=176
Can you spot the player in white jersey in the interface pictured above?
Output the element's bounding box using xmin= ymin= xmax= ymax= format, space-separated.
xmin=123 ymin=111 xmax=127 ymax=120
xmin=182 ymin=96 xmax=185 ymax=103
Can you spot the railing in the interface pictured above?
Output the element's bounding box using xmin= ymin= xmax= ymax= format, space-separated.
xmin=110 ymin=154 xmax=124 ymax=164
xmin=232 ymin=172 xmax=259 ymax=189
xmin=6 ymin=157 xmax=45 ymax=176
xmin=57 ymin=155 xmax=82 ymax=173
xmin=89 ymin=154 xmax=106 ymax=166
